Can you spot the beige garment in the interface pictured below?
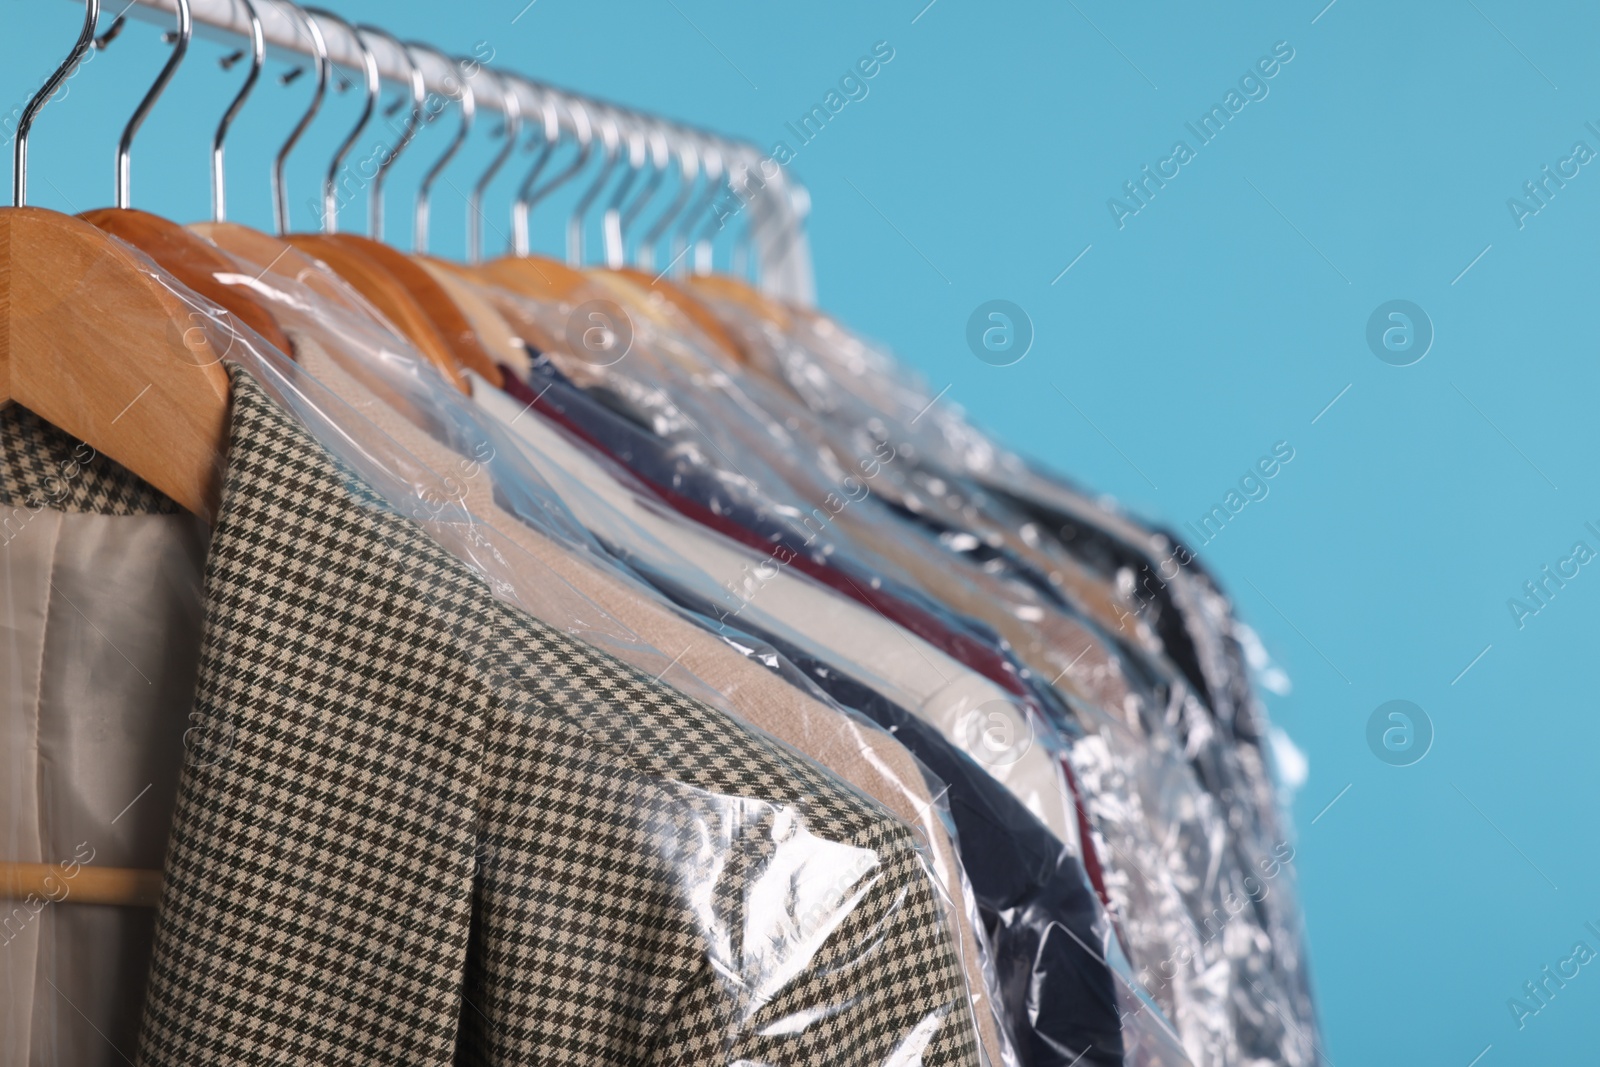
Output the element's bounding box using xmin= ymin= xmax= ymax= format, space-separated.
xmin=2 ymin=508 xmax=209 ymax=1067
xmin=294 ymin=338 xmax=1012 ymax=1067
xmin=415 ymin=260 xmax=534 ymax=380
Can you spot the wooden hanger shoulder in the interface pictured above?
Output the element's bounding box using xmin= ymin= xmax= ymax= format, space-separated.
xmin=285 ymin=233 xmax=471 ymax=394
xmin=609 ymin=267 xmax=748 ymax=364
xmin=457 ymin=278 xmax=564 ymax=364
xmin=325 ymin=236 xmax=502 ymax=387
xmin=414 ymin=256 xmax=530 ymax=380
xmin=478 ymin=254 xmax=593 ymax=304
xmin=80 ymin=208 xmax=296 ymax=359
xmin=684 ymin=272 xmax=796 ymax=332
xmin=190 ymin=221 xmax=324 ymax=288
xmin=0 ymin=206 xmax=229 ymax=520
xmin=195 ymin=222 xmax=428 ymax=345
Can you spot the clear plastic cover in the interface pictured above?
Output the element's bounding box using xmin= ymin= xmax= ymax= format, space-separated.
xmin=697 ymin=292 xmax=1321 ymax=1067
xmin=3 ymin=204 xmax=1316 ymax=1066
xmin=445 ymin=270 xmax=1198 ymax=1066
xmin=455 ymin=275 xmax=1089 ymax=838
xmin=1 ymin=221 xmax=997 ymax=1066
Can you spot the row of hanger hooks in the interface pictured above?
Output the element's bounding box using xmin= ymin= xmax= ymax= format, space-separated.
xmin=13 ymin=0 xmax=814 ymax=296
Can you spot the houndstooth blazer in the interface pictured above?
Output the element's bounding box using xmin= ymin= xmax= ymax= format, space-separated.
xmin=0 ymin=367 xmax=979 ymax=1066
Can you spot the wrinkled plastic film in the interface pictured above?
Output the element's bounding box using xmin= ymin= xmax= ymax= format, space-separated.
xmin=474 ymin=275 xmax=1043 ymax=650
xmin=1 ymin=240 xmax=993 ymax=1066
xmin=232 ymin=244 xmax=960 ymax=729
xmin=454 ymin=273 xmax=1185 ymax=1066
xmin=658 ymin=570 xmax=1166 ymax=1067
xmin=215 ymin=242 xmax=943 ymax=728
xmin=239 ymin=245 xmax=1034 ymax=1065
xmin=467 ymin=283 xmax=1145 ymax=895
xmin=708 ymin=295 xmax=1320 ymax=1066
xmin=455 ymin=277 xmax=1089 ymax=849
xmin=244 ymin=340 xmax=1014 ymax=1067
xmin=464 ymin=273 xmax=1286 ymax=1067
xmin=79 ymin=224 xmax=1311 ymax=1065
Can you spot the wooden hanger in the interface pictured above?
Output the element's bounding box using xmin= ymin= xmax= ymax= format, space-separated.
xmin=285 ymin=234 xmax=482 ymax=392
xmin=82 ymin=208 xmax=296 ymax=358
xmin=684 ymin=272 xmax=797 ymax=333
xmin=470 ymin=257 xmax=751 ymax=385
xmin=0 ymin=862 xmax=163 ymax=908
xmin=191 ymin=220 xmax=319 ymax=285
xmin=331 ymin=235 xmax=502 ymax=387
xmin=477 ymin=252 xmax=595 ymax=304
xmin=470 ymin=256 xmax=647 ymax=386
xmin=415 ymin=256 xmax=532 ymax=379
xmin=606 ymin=267 xmax=748 ymax=364
xmin=195 ymin=223 xmax=415 ymax=347
xmin=467 ymin=255 xmax=610 ymax=377
xmin=458 ymin=277 xmax=565 ymax=362
xmin=1 ymin=207 xmax=230 ymax=516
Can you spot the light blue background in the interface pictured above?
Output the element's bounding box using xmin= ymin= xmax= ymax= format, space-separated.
xmin=5 ymin=1 xmax=1598 ymax=1062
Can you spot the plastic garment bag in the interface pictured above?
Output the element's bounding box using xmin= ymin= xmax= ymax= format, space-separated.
xmin=310 ymin=340 xmax=1022 ymax=1067
xmin=701 ymin=295 xmax=1321 ymax=1067
xmin=235 ymin=240 xmax=1043 ymax=1065
xmin=210 ymin=238 xmax=1031 ymax=1066
xmin=457 ymin=277 xmax=1084 ymax=818
xmin=1 ymin=246 xmax=987 ymax=1066
xmin=447 ymin=274 xmax=1197 ymax=1066
xmin=203 ymin=241 xmax=1062 ymax=1067
xmin=463 ymin=279 xmax=1079 ymax=718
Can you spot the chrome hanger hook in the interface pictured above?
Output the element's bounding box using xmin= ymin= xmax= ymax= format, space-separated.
xmin=725 ymin=162 xmax=752 ymax=278
xmin=408 ymin=41 xmax=474 ymax=255
xmin=618 ymin=120 xmax=671 ymax=266
xmin=356 ymin=22 xmax=423 ymax=242
xmin=117 ymin=0 xmax=191 ymax=209
xmin=14 ymin=0 xmax=100 ymax=208
xmin=691 ymin=150 xmax=741 ymax=276
xmin=468 ymin=66 xmax=521 ymax=264
xmin=638 ymin=130 xmax=699 ymax=271
xmin=510 ymin=88 xmax=563 ymax=256
xmin=758 ymin=168 xmax=809 ymax=284
xmin=211 ymin=0 xmax=262 ymax=222
xmin=731 ymin=155 xmax=769 ymax=281
xmin=304 ymin=7 xmax=378 ymax=234
xmin=676 ymin=139 xmax=724 ymax=277
xmin=272 ymin=1 xmax=329 ymax=235
xmin=568 ymin=103 xmax=621 ymax=265
xmin=514 ymin=91 xmax=591 ymax=257
xmin=601 ymin=112 xmax=650 ymax=269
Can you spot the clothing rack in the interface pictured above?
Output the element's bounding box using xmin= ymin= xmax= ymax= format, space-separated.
xmin=99 ymin=0 xmax=816 ymax=303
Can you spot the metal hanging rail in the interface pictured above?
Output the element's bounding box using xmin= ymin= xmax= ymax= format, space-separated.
xmin=91 ymin=0 xmax=815 ymax=302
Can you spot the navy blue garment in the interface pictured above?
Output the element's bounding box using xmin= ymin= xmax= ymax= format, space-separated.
xmin=641 ymin=573 xmax=1126 ymax=1067
xmin=519 ymin=354 xmax=838 ymax=568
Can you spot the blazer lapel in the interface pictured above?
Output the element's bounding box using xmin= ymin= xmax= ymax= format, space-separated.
xmin=137 ymin=368 xmax=485 ymax=1065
